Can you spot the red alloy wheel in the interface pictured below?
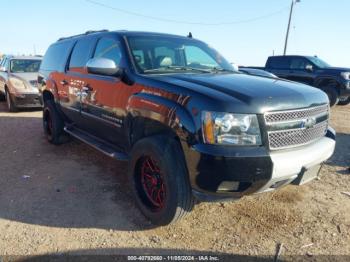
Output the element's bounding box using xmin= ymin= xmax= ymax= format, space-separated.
xmin=140 ymin=156 xmax=166 ymax=211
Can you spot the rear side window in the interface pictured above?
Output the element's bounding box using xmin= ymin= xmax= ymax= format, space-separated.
xmin=93 ymin=38 xmax=122 ymax=65
xmin=69 ymin=38 xmax=95 ymax=71
xmin=267 ymin=57 xmax=290 ymax=69
xmin=40 ymin=42 xmax=72 ymax=71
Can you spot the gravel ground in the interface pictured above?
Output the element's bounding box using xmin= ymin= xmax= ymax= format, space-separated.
xmin=0 ymin=101 xmax=349 ymax=261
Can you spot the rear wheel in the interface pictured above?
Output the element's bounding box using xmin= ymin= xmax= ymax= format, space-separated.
xmin=128 ymin=135 xmax=195 ymax=225
xmin=322 ymin=86 xmax=339 ymax=107
xmin=337 ymin=96 xmax=350 ymax=106
xmin=6 ymin=90 xmax=18 ymax=112
xmin=43 ymin=100 xmax=65 ymax=145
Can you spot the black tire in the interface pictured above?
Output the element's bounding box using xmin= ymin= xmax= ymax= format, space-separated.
xmin=6 ymin=90 xmax=18 ymax=112
xmin=43 ymin=100 xmax=65 ymax=145
xmin=0 ymin=92 xmax=5 ymax=101
xmin=337 ymin=97 xmax=350 ymax=106
xmin=128 ymin=135 xmax=195 ymax=225
xmin=322 ymin=86 xmax=339 ymax=107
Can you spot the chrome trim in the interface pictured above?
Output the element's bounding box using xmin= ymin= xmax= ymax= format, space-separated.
xmin=264 ymin=104 xmax=329 ymax=150
xmin=264 ymin=104 xmax=329 ymax=123
xmin=267 ymin=121 xmax=328 ymax=150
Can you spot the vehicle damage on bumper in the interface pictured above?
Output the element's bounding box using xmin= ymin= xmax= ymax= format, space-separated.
xmin=185 ymin=127 xmax=336 ymax=202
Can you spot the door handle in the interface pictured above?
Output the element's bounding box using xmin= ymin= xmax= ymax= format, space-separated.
xmin=60 ymin=80 xmax=68 ymax=85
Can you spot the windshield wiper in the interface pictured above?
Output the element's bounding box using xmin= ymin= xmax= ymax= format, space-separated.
xmin=210 ymin=67 xmax=236 ymax=73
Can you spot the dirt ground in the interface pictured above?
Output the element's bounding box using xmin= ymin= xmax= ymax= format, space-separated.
xmin=0 ymin=101 xmax=349 ymax=261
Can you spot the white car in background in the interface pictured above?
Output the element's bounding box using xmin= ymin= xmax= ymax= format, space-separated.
xmin=0 ymin=55 xmax=42 ymax=111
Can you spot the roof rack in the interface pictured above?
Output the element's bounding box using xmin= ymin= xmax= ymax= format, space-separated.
xmin=58 ymin=29 xmax=109 ymax=41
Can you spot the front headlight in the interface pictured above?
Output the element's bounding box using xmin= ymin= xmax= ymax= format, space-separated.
xmin=341 ymin=72 xmax=350 ymax=80
xmin=202 ymin=111 xmax=262 ymax=145
xmin=9 ymin=77 xmax=27 ymax=90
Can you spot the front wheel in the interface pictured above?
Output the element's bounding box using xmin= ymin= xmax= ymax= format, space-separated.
xmin=128 ymin=135 xmax=195 ymax=225
xmin=337 ymin=96 xmax=350 ymax=106
xmin=6 ymin=91 xmax=18 ymax=112
xmin=322 ymin=86 xmax=339 ymax=107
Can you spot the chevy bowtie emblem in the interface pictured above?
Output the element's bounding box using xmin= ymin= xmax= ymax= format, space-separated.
xmin=301 ymin=117 xmax=317 ymax=129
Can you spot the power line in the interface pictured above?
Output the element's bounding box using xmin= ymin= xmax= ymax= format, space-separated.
xmin=85 ymin=0 xmax=289 ymax=26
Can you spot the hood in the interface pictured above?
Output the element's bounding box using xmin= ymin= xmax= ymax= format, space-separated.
xmin=10 ymin=72 xmax=38 ymax=82
xmin=147 ymin=73 xmax=328 ymax=113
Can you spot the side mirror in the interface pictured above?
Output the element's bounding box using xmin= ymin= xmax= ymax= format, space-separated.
xmin=86 ymin=58 xmax=121 ymax=76
xmin=0 ymin=66 xmax=7 ymax=72
xmin=305 ymin=64 xmax=313 ymax=72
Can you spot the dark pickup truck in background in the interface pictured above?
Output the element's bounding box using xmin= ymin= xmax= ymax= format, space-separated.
xmin=245 ymin=55 xmax=350 ymax=106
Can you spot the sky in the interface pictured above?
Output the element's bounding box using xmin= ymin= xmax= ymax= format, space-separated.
xmin=1 ymin=0 xmax=349 ymax=67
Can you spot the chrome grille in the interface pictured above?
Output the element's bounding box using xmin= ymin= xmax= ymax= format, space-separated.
xmin=268 ymin=121 xmax=328 ymax=150
xmin=265 ymin=104 xmax=329 ymax=150
xmin=265 ymin=104 xmax=329 ymax=123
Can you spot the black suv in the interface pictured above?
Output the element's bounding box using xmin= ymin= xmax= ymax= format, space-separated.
xmin=39 ymin=30 xmax=336 ymax=225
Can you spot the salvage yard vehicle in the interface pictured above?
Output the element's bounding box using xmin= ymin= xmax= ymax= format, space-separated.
xmin=38 ymin=30 xmax=336 ymax=225
xmin=244 ymin=55 xmax=350 ymax=106
xmin=0 ymin=55 xmax=42 ymax=111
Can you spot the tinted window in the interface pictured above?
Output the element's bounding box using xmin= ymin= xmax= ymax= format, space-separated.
xmin=267 ymin=57 xmax=290 ymax=69
xmin=93 ymin=38 xmax=122 ymax=65
xmin=41 ymin=42 xmax=72 ymax=71
xmin=69 ymin=38 xmax=95 ymax=70
xmin=289 ymin=58 xmax=310 ymax=70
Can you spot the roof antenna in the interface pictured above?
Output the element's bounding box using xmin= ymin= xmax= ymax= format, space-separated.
xmin=187 ymin=32 xmax=193 ymax=38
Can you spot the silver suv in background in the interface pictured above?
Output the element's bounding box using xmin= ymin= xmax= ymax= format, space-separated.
xmin=0 ymin=55 xmax=42 ymax=111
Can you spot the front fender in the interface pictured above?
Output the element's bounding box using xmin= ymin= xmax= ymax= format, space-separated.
xmin=126 ymin=92 xmax=196 ymax=141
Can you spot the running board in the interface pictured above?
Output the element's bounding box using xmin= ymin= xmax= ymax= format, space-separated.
xmin=64 ymin=127 xmax=129 ymax=161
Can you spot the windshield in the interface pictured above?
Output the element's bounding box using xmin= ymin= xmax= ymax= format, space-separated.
xmin=10 ymin=59 xmax=41 ymax=73
xmin=127 ymin=35 xmax=234 ymax=74
xmin=308 ymin=57 xmax=331 ymax=69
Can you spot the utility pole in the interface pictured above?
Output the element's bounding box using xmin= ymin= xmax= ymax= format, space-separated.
xmin=283 ymin=0 xmax=300 ymax=55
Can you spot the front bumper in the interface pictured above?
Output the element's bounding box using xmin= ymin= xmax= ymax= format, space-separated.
xmin=10 ymin=92 xmax=42 ymax=108
xmin=184 ymin=128 xmax=336 ymax=202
